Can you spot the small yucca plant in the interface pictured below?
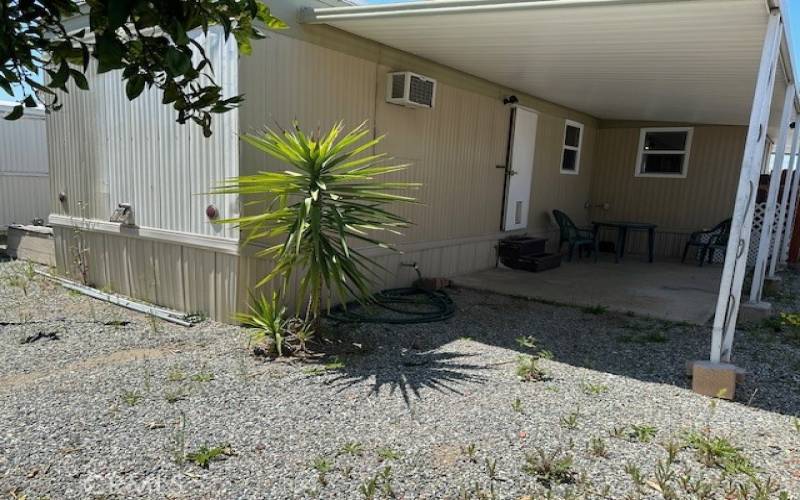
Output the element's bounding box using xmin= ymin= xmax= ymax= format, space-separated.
xmin=234 ymin=291 xmax=289 ymax=356
xmin=215 ymin=121 xmax=418 ymax=321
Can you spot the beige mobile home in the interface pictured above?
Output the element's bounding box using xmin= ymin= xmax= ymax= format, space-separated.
xmin=46 ymin=0 xmax=800 ymax=368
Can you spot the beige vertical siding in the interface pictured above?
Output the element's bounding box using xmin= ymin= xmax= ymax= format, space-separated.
xmin=237 ymin=32 xmax=598 ymax=277
xmin=589 ymin=123 xmax=746 ymax=257
xmin=0 ymin=106 xmax=49 ymax=228
xmin=371 ymin=64 xmax=509 ymax=245
xmin=50 ymin=25 xmax=602 ymax=323
xmin=46 ymin=27 xmax=239 ymax=240
xmin=527 ymin=113 xmax=597 ymax=250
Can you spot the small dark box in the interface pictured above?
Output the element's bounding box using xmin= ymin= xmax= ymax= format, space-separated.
xmin=501 ymin=253 xmax=561 ymax=272
xmin=498 ymin=236 xmax=547 ymax=260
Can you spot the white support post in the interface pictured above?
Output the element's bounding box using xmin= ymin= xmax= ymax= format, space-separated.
xmin=781 ymin=125 xmax=800 ymax=264
xmin=769 ymin=111 xmax=800 ymax=276
xmin=710 ymin=10 xmax=782 ymax=364
xmin=749 ymin=84 xmax=794 ymax=303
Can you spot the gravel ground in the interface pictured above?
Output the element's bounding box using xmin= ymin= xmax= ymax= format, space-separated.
xmin=1 ymin=258 xmax=799 ymax=499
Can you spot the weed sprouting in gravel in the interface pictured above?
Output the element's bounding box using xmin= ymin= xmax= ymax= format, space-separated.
xmin=377 ymin=446 xmax=401 ymax=462
xmin=340 ymin=441 xmax=363 ymax=456
xmin=185 ymin=443 xmax=233 ymax=469
xmin=560 ymin=409 xmax=580 ymax=430
xmin=663 ymin=439 xmax=682 ymax=464
xmin=5 ymin=273 xmax=29 ymax=296
xmin=169 ymin=412 xmax=187 ymax=465
xmin=120 ymin=390 xmax=142 ymax=406
xmin=588 ymin=436 xmax=608 ymax=458
xmin=191 ymin=369 xmax=215 ymax=382
xmin=652 ymin=459 xmax=677 ymax=498
xmin=312 ymin=456 xmax=334 ymax=473
xmin=515 ymin=352 xmax=551 ymax=382
xmin=458 ymin=482 xmax=497 ymax=500
xmin=581 ymin=305 xmax=608 ymax=315
xmin=511 ymin=397 xmax=523 ymax=413
xmin=630 ymin=424 xmax=658 ymax=443
xmin=608 ymin=425 xmax=626 ymax=439
xmin=683 ymin=430 xmax=754 ymax=475
xmin=312 ymin=456 xmax=334 ymax=485
xmin=581 ymin=381 xmax=608 ymax=395
xmin=167 ymin=367 xmax=186 ymax=382
xmin=793 ymin=417 xmax=800 ymax=433
xmin=484 ymin=458 xmax=498 ymax=481
xmin=164 ymin=387 xmax=188 ymax=404
xmin=624 ymin=462 xmax=645 ymax=490
xmin=325 ymin=357 xmax=345 ymax=370
xmin=515 ymin=335 xmax=537 ymax=349
xmin=359 ymin=466 xmax=394 ymax=499
xmin=522 ymin=448 xmax=575 ymax=488
xmin=463 ymin=443 xmax=478 ymax=463
xmin=148 ymin=312 xmax=161 ymax=334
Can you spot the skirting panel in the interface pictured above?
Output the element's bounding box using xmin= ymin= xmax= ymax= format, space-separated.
xmin=52 ymin=228 xmax=502 ymax=324
xmin=237 ymin=235 xmax=500 ymax=314
xmin=52 ymin=227 xmax=238 ymax=323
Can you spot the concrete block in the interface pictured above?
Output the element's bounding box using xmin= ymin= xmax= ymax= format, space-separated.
xmin=763 ymin=276 xmax=783 ymax=297
xmin=739 ymin=301 xmax=772 ymax=323
xmin=686 ymin=360 xmax=746 ymax=383
xmin=691 ymin=361 xmax=740 ymax=400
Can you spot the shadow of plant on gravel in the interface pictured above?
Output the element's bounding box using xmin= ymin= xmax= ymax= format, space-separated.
xmin=318 ymin=277 xmax=800 ymax=415
xmin=321 ymin=346 xmax=489 ymax=406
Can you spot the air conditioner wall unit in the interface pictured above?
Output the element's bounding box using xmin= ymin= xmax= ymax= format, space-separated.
xmin=386 ymin=71 xmax=436 ymax=108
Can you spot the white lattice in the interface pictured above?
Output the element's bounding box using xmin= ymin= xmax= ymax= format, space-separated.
xmin=748 ymin=202 xmax=784 ymax=268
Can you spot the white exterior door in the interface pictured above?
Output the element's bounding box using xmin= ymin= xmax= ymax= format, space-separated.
xmin=503 ymin=107 xmax=537 ymax=231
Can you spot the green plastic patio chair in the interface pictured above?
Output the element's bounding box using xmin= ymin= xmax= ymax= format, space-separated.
xmin=552 ymin=209 xmax=598 ymax=262
xmin=681 ymin=218 xmax=732 ymax=266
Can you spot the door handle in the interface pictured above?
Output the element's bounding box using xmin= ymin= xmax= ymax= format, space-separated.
xmin=496 ymin=164 xmax=517 ymax=176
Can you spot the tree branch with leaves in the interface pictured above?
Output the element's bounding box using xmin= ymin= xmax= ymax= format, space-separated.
xmin=0 ymin=0 xmax=285 ymax=136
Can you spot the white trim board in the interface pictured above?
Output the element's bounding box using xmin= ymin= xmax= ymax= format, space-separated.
xmin=48 ymin=214 xmax=240 ymax=255
xmin=560 ymin=119 xmax=584 ymax=175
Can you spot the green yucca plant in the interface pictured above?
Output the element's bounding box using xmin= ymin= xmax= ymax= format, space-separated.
xmin=215 ymin=121 xmax=418 ymax=321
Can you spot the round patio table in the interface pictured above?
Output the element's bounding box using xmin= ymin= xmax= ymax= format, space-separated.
xmin=591 ymin=221 xmax=657 ymax=263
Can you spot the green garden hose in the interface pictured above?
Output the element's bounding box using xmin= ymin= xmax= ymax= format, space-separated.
xmin=327 ymin=287 xmax=455 ymax=324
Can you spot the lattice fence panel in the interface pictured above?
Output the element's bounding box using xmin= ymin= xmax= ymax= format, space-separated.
xmin=747 ymin=202 xmax=784 ymax=268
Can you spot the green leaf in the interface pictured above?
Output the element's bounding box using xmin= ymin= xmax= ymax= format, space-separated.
xmin=69 ymin=69 xmax=89 ymax=90
xmin=125 ymin=75 xmax=146 ymax=100
xmin=164 ymin=47 xmax=192 ymax=76
xmin=107 ymin=0 xmax=134 ymax=31
xmin=95 ymin=34 xmax=126 ymax=73
xmin=3 ymin=105 xmax=24 ymax=121
xmin=70 ymin=69 xmax=89 ymax=90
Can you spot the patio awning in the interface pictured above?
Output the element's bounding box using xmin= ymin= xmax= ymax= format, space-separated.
xmin=302 ymin=0 xmax=794 ymax=127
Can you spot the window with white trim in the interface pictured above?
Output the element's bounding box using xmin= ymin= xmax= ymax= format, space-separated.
xmin=635 ymin=127 xmax=694 ymax=178
xmin=560 ymin=120 xmax=583 ymax=175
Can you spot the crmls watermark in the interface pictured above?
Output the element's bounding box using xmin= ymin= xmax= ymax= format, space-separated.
xmin=78 ymin=472 xmax=288 ymax=497
xmin=80 ymin=472 xmax=192 ymax=497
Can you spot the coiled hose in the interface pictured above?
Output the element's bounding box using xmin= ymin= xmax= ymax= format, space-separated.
xmin=327 ymin=287 xmax=456 ymax=324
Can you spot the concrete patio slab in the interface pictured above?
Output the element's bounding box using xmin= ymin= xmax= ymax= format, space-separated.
xmin=452 ymin=258 xmax=723 ymax=325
